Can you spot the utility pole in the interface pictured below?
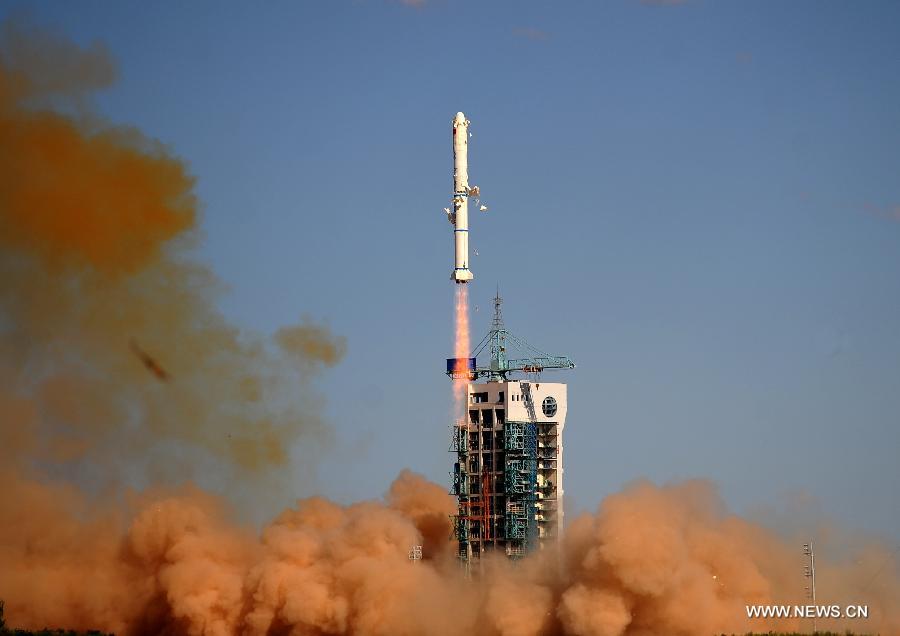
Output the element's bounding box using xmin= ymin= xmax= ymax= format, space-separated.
xmin=803 ymin=541 xmax=817 ymax=633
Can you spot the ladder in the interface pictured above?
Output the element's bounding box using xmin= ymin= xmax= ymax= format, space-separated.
xmin=520 ymin=381 xmax=537 ymax=421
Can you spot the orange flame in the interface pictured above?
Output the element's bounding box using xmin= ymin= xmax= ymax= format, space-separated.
xmin=452 ymin=285 xmax=470 ymax=423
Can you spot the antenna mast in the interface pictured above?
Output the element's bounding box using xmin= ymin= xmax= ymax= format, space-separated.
xmin=804 ymin=541 xmax=817 ymax=633
xmin=489 ymin=287 xmax=508 ymax=380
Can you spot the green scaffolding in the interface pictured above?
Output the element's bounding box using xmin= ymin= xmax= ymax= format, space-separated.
xmin=503 ymin=421 xmax=538 ymax=550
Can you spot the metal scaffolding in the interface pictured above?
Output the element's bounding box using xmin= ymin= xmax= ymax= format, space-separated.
xmin=447 ymin=293 xmax=573 ymax=568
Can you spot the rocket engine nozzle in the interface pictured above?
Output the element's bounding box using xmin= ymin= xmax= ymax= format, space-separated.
xmin=452 ymin=269 xmax=474 ymax=283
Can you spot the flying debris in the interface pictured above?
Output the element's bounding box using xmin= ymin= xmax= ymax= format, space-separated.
xmin=480 ymin=204 xmax=488 ymax=212
xmin=129 ymin=339 xmax=171 ymax=382
xmin=474 ymin=249 xmax=479 ymax=256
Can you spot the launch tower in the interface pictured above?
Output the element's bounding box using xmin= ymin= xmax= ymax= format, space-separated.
xmin=447 ymin=291 xmax=575 ymax=563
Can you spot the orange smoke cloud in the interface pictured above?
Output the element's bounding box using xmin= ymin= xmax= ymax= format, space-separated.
xmin=276 ymin=320 xmax=348 ymax=371
xmin=0 ymin=16 xmax=344 ymax=512
xmin=0 ymin=113 xmax=196 ymax=273
xmin=0 ymin=21 xmax=193 ymax=275
xmin=3 ymin=469 xmax=898 ymax=635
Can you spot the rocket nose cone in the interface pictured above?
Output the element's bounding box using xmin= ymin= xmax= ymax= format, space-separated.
xmin=455 ymin=112 xmax=466 ymax=124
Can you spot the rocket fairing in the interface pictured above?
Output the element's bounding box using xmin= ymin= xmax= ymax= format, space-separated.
xmin=450 ymin=112 xmax=474 ymax=283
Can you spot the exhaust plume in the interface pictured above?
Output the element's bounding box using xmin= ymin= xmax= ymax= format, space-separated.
xmin=3 ymin=468 xmax=898 ymax=635
xmin=0 ymin=15 xmax=344 ymax=511
xmin=452 ymin=285 xmax=470 ymax=421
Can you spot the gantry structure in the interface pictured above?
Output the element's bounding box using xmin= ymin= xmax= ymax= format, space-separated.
xmin=446 ymin=291 xmax=575 ymax=564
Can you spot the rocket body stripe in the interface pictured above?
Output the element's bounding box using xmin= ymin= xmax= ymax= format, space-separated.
xmin=451 ymin=111 xmax=473 ymax=283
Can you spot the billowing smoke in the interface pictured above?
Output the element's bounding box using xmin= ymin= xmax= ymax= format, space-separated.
xmin=4 ymin=468 xmax=898 ymax=635
xmin=0 ymin=16 xmax=345 ymax=509
xmin=1 ymin=18 xmax=898 ymax=636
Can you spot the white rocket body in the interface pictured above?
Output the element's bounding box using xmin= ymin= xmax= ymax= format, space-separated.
xmin=451 ymin=112 xmax=474 ymax=283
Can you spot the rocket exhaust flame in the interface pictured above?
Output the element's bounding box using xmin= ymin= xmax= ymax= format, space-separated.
xmin=452 ymin=285 xmax=470 ymax=422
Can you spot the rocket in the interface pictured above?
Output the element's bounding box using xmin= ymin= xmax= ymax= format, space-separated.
xmin=450 ymin=112 xmax=474 ymax=283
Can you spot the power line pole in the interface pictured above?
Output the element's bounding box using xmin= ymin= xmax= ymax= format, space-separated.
xmin=803 ymin=541 xmax=817 ymax=633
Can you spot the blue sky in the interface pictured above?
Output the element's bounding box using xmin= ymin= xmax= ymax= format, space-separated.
xmin=5 ymin=0 xmax=899 ymax=539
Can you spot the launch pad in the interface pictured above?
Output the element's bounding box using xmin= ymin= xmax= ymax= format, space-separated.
xmin=447 ymin=291 xmax=574 ymax=563
xmin=443 ymin=112 xmax=574 ymax=564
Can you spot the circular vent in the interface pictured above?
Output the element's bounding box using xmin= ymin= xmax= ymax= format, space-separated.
xmin=541 ymin=396 xmax=558 ymax=418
